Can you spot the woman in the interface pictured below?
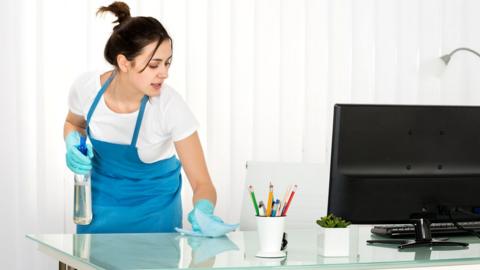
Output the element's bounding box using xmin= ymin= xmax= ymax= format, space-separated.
xmin=64 ymin=1 xmax=228 ymax=235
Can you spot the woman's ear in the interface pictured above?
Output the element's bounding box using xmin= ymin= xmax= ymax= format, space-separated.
xmin=117 ymin=54 xmax=130 ymax=72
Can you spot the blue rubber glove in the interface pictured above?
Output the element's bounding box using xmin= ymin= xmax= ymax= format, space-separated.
xmin=188 ymin=200 xmax=223 ymax=232
xmin=65 ymin=131 xmax=94 ymax=175
xmin=176 ymin=200 xmax=239 ymax=237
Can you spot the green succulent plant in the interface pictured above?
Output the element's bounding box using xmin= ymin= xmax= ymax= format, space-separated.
xmin=316 ymin=213 xmax=351 ymax=228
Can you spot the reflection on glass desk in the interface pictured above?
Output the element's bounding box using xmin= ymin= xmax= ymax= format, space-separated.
xmin=27 ymin=226 xmax=480 ymax=270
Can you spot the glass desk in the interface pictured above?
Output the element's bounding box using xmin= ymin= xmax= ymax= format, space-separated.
xmin=27 ymin=226 xmax=480 ymax=270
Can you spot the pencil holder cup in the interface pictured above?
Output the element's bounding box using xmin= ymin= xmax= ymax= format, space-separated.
xmin=256 ymin=216 xmax=286 ymax=258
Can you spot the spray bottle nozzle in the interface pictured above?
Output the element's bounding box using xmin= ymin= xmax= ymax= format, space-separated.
xmin=77 ymin=136 xmax=88 ymax=156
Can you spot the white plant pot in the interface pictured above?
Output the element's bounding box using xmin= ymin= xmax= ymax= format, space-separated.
xmin=317 ymin=227 xmax=350 ymax=257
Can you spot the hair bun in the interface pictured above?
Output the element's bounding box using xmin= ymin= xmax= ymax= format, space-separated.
xmin=97 ymin=1 xmax=131 ymax=30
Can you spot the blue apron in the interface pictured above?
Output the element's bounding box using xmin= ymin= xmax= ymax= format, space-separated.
xmin=77 ymin=74 xmax=183 ymax=234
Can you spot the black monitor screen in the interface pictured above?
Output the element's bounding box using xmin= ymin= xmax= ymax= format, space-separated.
xmin=327 ymin=104 xmax=480 ymax=224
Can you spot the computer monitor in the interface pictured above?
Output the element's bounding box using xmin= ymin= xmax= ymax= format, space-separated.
xmin=327 ymin=104 xmax=480 ymax=248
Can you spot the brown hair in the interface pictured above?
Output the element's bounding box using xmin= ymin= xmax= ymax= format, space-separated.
xmin=97 ymin=1 xmax=172 ymax=72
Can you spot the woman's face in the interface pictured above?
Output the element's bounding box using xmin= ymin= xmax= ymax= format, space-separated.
xmin=127 ymin=39 xmax=172 ymax=97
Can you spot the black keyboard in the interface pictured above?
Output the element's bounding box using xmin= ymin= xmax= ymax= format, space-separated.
xmin=371 ymin=221 xmax=480 ymax=237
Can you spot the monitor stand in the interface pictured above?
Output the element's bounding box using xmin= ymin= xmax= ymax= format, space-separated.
xmin=367 ymin=218 xmax=469 ymax=249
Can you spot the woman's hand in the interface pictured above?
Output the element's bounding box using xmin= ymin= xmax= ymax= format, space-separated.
xmin=65 ymin=131 xmax=94 ymax=175
xmin=185 ymin=199 xmax=238 ymax=237
xmin=188 ymin=200 xmax=223 ymax=232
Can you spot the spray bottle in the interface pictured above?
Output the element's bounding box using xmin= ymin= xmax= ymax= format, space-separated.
xmin=73 ymin=136 xmax=93 ymax=225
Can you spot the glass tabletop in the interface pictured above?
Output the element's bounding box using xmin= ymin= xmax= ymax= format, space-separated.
xmin=27 ymin=226 xmax=480 ymax=270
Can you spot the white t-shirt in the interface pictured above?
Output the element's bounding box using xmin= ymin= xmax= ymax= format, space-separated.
xmin=68 ymin=71 xmax=198 ymax=163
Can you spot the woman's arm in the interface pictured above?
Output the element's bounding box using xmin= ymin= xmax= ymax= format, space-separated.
xmin=64 ymin=111 xmax=87 ymax=139
xmin=174 ymin=132 xmax=217 ymax=205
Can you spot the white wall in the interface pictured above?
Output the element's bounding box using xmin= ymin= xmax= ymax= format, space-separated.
xmin=2 ymin=0 xmax=480 ymax=268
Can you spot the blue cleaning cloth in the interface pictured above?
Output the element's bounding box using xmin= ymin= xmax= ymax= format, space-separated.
xmin=175 ymin=209 xmax=239 ymax=237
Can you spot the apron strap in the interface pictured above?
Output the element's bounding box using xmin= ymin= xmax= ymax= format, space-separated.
xmin=130 ymin=95 xmax=149 ymax=147
xmin=85 ymin=70 xmax=148 ymax=147
xmin=86 ymin=71 xmax=115 ymax=126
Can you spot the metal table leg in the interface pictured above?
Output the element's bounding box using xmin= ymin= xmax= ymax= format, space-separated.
xmin=59 ymin=261 xmax=77 ymax=270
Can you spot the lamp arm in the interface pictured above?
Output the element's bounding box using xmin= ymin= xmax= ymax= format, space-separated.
xmin=448 ymin=47 xmax=480 ymax=59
